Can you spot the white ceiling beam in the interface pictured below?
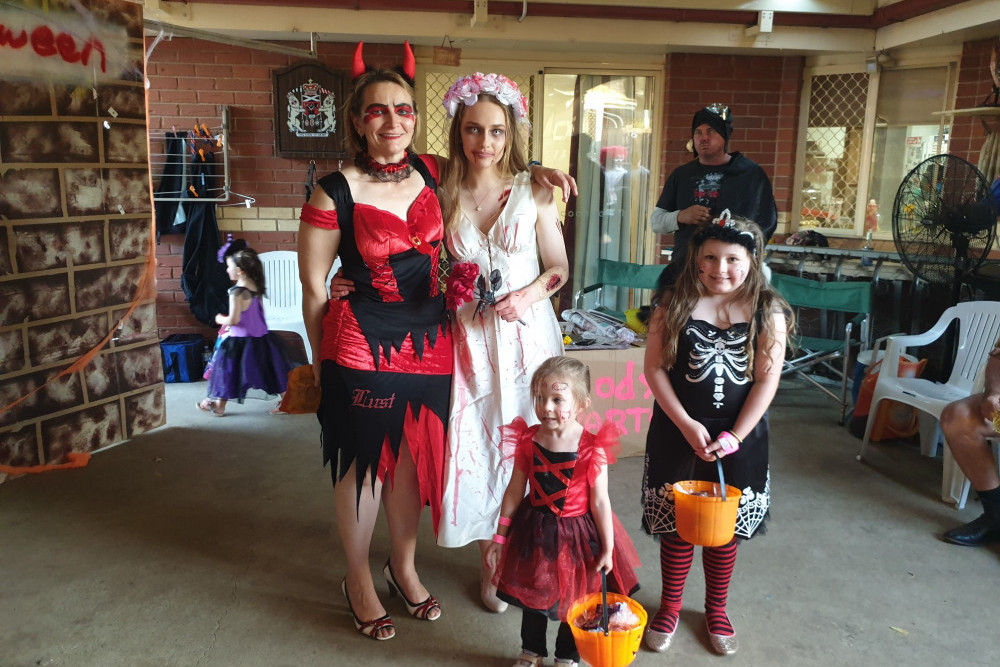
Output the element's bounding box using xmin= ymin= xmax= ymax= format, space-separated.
xmin=471 ymin=0 xmax=488 ymax=27
xmin=511 ymin=0 xmax=875 ymax=15
xmin=162 ymin=4 xmax=875 ymax=56
xmin=875 ymin=0 xmax=1000 ymax=51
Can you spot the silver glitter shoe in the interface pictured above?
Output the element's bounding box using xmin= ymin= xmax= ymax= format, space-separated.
xmin=706 ymin=618 xmax=739 ymax=655
xmin=644 ymin=627 xmax=675 ymax=652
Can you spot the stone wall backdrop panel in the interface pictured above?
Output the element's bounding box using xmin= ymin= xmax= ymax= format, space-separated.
xmin=0 ymin=426 xmax=39 ymax=468
xmin=28 ymin=314 xmax=108 ymax=366
xmin=41 ymin=402 xmax=123 ymax=462
xmin=76 ymin=264 xmax=146 ymax=312
xmin=110 ymin=218 xmax=153 ymax=261
xmin=113 ymin=303 xmax=159 ymax=344
xmin=0 ymin=227 xmax=11 ymax=276
xmin=0 ymin=0 xmax=163 ymax=483
xmin=0 ymin=169 xmax=63 ymax=219
xmin=15 ymin=221 xmax=107 ymax=272
xmin=84 ymin=353 xmax=124 ymax=402
xmin=23 ymin=275 xmax=72 ymax=321
xmin=0 ymin=331 xmax=26 ymax=376
xmin=126 ymin=387 xmax=165 ymax=438
xmin=0 ymin=80 xmax=52 ymax=115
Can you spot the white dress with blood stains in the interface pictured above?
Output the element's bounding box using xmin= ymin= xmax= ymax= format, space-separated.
xmin=437 ymin=171 xmax=564 ymax=547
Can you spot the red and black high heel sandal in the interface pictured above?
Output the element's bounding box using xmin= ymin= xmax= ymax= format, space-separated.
xmin=341 ymin=579 xmax=395 ymax=641
xmin=382 ymin=560 xmax=441 ymax=621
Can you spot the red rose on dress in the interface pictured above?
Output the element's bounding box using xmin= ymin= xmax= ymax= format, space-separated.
xmin=445 ymin=261 xmax=479 ymax=311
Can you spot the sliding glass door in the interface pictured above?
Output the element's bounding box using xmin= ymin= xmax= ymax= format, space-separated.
xmin=541 ymin=72 xmax=658 ymax=312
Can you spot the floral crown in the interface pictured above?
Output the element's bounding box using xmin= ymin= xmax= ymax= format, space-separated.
xmin=443 ymin=72 xmax=529 ymax=124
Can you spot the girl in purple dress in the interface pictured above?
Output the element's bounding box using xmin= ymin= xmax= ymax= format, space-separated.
xmin=197 ymin=245 xmax=296 ymax=416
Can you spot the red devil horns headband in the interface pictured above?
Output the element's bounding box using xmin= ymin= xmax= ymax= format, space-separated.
xmin=352 ymin=41 xmax=416 ymax=87
xmin=351 ymin=42 xmax=366 ymax=80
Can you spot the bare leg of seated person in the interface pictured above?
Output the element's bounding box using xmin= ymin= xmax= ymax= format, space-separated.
xmin=940 ymin=395 xmax=1000 ymax=547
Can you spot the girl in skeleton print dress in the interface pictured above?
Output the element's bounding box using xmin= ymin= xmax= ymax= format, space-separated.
xmin=640 ymin=212 xmax=793 ymax=656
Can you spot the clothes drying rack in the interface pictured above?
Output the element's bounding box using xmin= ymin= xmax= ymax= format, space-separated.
xmin=150 ymin=106 xmax=241 ymax=204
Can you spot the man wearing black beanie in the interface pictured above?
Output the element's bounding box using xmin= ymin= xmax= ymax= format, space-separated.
xmin=650 ymin=104 xmax=777 ymax=287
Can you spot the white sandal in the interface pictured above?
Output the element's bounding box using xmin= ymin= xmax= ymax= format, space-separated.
xmin=512 ymin=651 xmax=542 ymax=667
xmin=481 ymin=561 xmax=508 ymax=613
xmin=554 ymin=660 xmax=579 ymax=667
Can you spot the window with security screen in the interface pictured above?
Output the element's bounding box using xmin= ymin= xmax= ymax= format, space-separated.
xmin=798 ymin=71 xmax=871 ymax=233
xmin=867 ymin=65 xmax=954 ymax=237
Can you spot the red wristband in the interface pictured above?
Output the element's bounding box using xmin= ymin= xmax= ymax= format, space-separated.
xmin=492 ymin=534 xmax=507 ymax=545
xmin=497 ymin=516 xmax=512 ymax=527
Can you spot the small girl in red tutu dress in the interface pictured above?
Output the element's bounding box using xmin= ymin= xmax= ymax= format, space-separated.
xmin=485 ymin=356 xmax=640 ymax=667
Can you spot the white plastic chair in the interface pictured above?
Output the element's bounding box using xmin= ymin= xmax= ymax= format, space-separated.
xmin=259 ymin=250 xmax=340 ymax=363
xmin=856 ymin=301 xmax=1000 ymax=486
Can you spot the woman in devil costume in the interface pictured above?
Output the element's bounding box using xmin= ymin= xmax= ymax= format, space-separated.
xmin=299 ymin=43 xmax=450 ymax=641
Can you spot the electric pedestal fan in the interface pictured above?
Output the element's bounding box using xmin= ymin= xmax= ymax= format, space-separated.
xmin=892 ymin=153 xmax=997 ymax=305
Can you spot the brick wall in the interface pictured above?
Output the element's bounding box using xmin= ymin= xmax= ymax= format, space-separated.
xmin=0 ymin=0 xmax=163 ymax=478
xmin=653 ymin=52 xmax=804 ymax=256
xmin=949 ymin=38 xmax=998 ymax=168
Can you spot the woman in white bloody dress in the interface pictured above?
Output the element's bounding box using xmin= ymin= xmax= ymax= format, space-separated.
xmin=435 ymin=73 xmax=568 ymax=614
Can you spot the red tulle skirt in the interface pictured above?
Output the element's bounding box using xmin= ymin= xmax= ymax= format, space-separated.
xmin=494 ymin=498 xmax=641 ymax=621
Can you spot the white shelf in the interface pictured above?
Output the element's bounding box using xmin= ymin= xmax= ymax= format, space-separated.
xmin=932 ymin=106 xmax=1000 ymax=117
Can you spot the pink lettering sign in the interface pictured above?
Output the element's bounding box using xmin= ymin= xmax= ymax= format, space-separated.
xmin=593 ymin=361 xmax=652 ymax=402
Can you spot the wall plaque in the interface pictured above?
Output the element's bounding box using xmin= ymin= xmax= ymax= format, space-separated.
xmin=273 ymin=61 xmax=346 ymax=158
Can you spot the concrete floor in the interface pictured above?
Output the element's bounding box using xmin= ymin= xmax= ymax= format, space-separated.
xmin=1 ymin=378 xmax=999 ymax=667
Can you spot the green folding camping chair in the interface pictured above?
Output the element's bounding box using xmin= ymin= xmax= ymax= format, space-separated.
xmin=573 ymin=258 xmax=663 ymax=321
xmin=770 ymin=272 xmax=872 ymax=425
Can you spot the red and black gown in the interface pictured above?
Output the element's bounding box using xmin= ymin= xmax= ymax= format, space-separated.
xmin=493 ymin=418 xmax=641 ymax=621
xmin=299 ymin=154 xmax=452 ymax=533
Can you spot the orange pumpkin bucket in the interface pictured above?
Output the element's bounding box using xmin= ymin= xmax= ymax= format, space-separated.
xmin=673 ymin=456 xmax=741 ymax=547
xmin=568 ymin=571 xmax=647 ymax=667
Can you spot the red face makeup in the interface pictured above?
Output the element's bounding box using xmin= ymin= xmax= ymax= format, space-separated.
xmin=534 ymin=377 xmax=583 ymax=432
xmin=362 ymin=103 xmax=415 ymax=124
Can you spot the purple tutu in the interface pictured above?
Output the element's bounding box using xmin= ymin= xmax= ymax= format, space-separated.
xmin=206 ymin=333 xmax=296 ymax=401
